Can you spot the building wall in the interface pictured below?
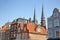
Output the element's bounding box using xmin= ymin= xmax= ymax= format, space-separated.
xmin=5 ymin=29 xmax=11 ymax=40
xmin=54 ymin=27 xmax=60 ymax=38
xmin=16 ymin=33 xmax=21 ymax=40
xmin=48 ymin=28 xmax=56 ymax=39
xmin=47 ymin=8 xmax=60 ymax=39
xmin=0 ymin=30 xmax=2 ymax=40
xmin=29 ymin=33 xmax=47 ymax=40
xmin=15 ymin=33 xmax=47 ymax=40
xmin=48 ymin=8 xmax=60 ymax=28
xmin=2 ymin=31 xmax=6 ymax=40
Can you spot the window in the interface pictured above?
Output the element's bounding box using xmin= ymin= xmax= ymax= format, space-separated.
xmin=48 ymin=29 xmax=53 ymax=38
xmin=54 ymin=19 xmax=59 ymax=27
xmin=14 ymin=34 xmax=15 ymax=37
xmin=17 ymin=34 xmax=21 ymax=39
xmin=48 ymin=21 xmax=52 ymax=28
xmin=56 ymin=31 xmax=59 ymax=38
xmin=18 ymin=28 xmax=20 ymax=32
xmin=22 ymin=33 xmax=24 ymax=39
xmin=8 ymin=25 xmax=11 ymax=29
xmin=48 ymin=32 xmax=52 ymax=38
xmin=24 ymin=33 xmax=28 ymax=39
xmin=36 ymin=26 xmax=41 ymax=33
xmin=8 ymin=38 xmax=9 ymax=40
xmin=53 ymin=12 xmax=58 ymax=17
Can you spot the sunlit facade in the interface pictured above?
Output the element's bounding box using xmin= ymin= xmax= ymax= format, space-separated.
xmin=47 ymin=8 xmax=60 ymax=39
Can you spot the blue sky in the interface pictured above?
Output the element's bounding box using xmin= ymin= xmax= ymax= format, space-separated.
xmin=0 ymin=0 xmax=60 ymax=28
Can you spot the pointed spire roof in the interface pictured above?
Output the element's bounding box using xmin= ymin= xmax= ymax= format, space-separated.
xmin=33 ymin=7 xmax=38 ymax=24
xmin=41 ymin=4 xmax=44 ymax=19
xmin=34 ymin=7 xmax=36 ymax=21
xmin=41 ymin=4 xmax=46 ymax=29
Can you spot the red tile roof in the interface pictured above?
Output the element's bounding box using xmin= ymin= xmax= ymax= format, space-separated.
xmin=2 ymin=23 xmax=48 ymax=35
xmin=2 ymin=25 xmax=7 ymax=31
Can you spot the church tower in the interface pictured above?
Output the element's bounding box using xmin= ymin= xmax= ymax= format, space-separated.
xmin=41 ymin=5 xmax=46 ymax=29
xmin=33 ymin=7 xmax=38 ymax=24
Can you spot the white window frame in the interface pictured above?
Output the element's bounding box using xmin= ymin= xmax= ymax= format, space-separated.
xmin=48 ymin=21 xmax=52 ymax=28
xmin=54 ymin=19 xmax=59 ymax=27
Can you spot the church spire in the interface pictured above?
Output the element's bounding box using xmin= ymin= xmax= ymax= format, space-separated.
xmin=41 ymin=4 xmax=46 ymax=29
xmin=34 ymin=7 xmax=36 ymax=22
xmin=33 ymin=7 xmax=38 ymax=24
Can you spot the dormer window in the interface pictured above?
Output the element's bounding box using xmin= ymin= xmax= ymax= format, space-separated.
xmin=8 ymin=25 xmax=11 ymax=29
xmin=53 ymin=12 xmax=58 ymax=17
xmin=36 ymin=26 xmax=41 ymax=33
